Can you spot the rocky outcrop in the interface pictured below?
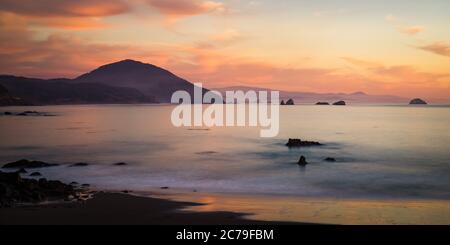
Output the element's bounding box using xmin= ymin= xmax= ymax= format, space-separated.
xmin=409 ymin=98 xmax=427 ymax=105
xmin=280 ymin=100 xmax=285 ymax=105
xmin=285 ymin=99 xmax=294 ymax=105
xmin=333 ymin=100 xmax=346 ymax=105
xmin=297 ymin=156 xmax=308 ymax=166
xmin=0 ymin=171 xmax=77 ymax=207
xmin=2 ymin=159 xmax=59 ymax=169
xmin=113 ymin=162 xmax=128 ymax=166
xmin=316 ymin=102 xmax=329 ymax=105
xmin=324 ymin=157 xmax=336 ymax=162
xmin=286 ymin=138 xmax=322 ymax=147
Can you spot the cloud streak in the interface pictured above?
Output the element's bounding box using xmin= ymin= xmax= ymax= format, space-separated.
xmin=419 ymin=42 xmax=450 ymax=57
xmin=0 ymin=0 xmax=130 ymax=17
xmin=385 ymin=14 xmax=425 ymax=35
xmin=0 ymin=0 xmax=131 ymax=29
xmin=146 ymin=0 xmax=225 ymax=17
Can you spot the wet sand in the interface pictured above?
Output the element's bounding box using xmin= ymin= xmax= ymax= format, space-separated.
xmin=0 ymin=192 xmax=303 ymax=225
xmin=1 ymin=189 xmax=449 ymax=225
xmin=166 ymin=192 xmax=450 ymax=225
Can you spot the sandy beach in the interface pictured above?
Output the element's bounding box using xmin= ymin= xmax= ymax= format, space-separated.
xmin=2 ymin=187 xmax=450 ymax=225
xmin=0 ymin=192 xmax=303 ymax=225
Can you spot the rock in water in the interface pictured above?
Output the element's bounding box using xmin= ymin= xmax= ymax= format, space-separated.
xmin=324 ymin=157 xmax=336 ymax=162
xmin=297 ymin=156 xmax=308 ymax=166
xmin=286 ymin=138 xmax=322 ymax=147
xmin=316 ymin=102 xmax=329 ymax=105
xmin=285 ymin=99 xmax=294 ymax=105
xmin=280 ymin=100 xmax=285 ymax=105
xmin=2 ymin=159 xmax=59 ymax=169
xmin=113 ymin=162 xmax=128 ymax=166
xmin=409 ymin=98 xmax=427 ymax=105
xmin=333 ymin=100 xmax=346 ymax=105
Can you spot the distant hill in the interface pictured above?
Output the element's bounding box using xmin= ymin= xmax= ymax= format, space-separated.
xmin=214 ymin=86 xmax=409 ymax=104
xmin=74 ymin=59 xmax=205 ymax=103
xmin=0 ymin=75 xmax=156 ymax=105
xmin=0 ymin=59 xmax=206 ymax=105
xmin=0 ymin=84 xmax=28 ymax=106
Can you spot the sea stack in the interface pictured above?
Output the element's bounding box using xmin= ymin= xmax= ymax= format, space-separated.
xmin=333 ymin=100 xmax=346 ymax=105
xmin=285 ymin=99 xmax=294 ymax=105
xmin=316 ymin=102 xmax=330 ymax=105
xmin=297 ymin=156 xmax=308 ymax=166
xmin=409 ymin=98 xmax=427 ymax=105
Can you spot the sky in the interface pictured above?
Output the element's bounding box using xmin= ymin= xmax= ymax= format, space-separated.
xmin=0 ymin=0 xmax=449 ymax=100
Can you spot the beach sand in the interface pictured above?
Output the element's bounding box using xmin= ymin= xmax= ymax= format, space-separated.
xmin=168 ymin=192 xmax=450 ymax=225
xmin=0 ymin=192 xmax=302 ymax=225
xmin=2 ymin=189 xmax=449 ymax=225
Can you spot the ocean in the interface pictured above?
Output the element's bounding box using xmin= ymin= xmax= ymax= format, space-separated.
xmin=1 ymin=104 xmax=449 ymax=201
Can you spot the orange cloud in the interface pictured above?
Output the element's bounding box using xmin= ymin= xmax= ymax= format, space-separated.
xmin=0 ymin=0 xmax=130 ymax=17
xmin=419 ymin=42 xmax=450 ymax=57
xmin=385 ymin=14 xmax=424 ymax=36
xmin=146 ymin=0 xmax=225 ymax=17
xmin=0 ymin=0 xmax=130 ymax=29
xmin=400 ymin=25 xmax=425 ymax=35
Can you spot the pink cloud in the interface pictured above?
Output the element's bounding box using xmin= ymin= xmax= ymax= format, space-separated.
xmin=146 ymin=0 xmax=225 ymax=17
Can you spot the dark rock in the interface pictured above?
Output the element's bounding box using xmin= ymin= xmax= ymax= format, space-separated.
xmin=286 ymin=138 xmax=322 ymax=147
xmin=70 ymin=181 xmax=79 ymax=185
xmin=122 ymin=190 xmax=131 ymax=193
xmin=29 ymin=172 xmax=42 ymax=176
xmin=4 ymin=111 xmax=12 ymax=115
xmin=324 ymin=157 xmax=336 ymax=162
xmin=0 ymin=171 xmax=21 ymax=185
xmin=285 ymin=98 xmax=294 ymax=105
xmin=16 ymin=168 xmax=27 ymax=174
xmin=280 ymin=100 xmax=285 ymax=105
xmin=333 ymin=100 xmax=346 ymax=105
xmin=0 ymin=171 xmax=76 ymax=207
xmin=70 ymin=162 xmax=89 ymax=167
xmin=113 ymin=162 xmax=127 ymax=166
xmin=160 ymin=186 xmax=169 ymax=189
xmin=297 ymin=155 xmax=308 ymax=166
xmin=315 ymin=102 xmax=330 ymax=105
xmin=409 ymin=98 xmax=427 ymax=105
xmin=2 ymin=159 xmax=59 ymax=169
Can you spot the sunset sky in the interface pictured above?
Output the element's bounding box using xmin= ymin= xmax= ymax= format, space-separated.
xmin=0 ymin=0 xmax=449 ymax=100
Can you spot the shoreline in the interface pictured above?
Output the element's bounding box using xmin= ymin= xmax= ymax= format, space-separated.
xmin=138 ymin=189 xmax=450 ymax=225
xmin=0 ymin=191 xmax=304 ymax=225
xmin=2 ymin=186 xmax=450 ymax=225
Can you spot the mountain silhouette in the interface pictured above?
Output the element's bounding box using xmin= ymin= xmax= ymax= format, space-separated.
xmin=0 ymin=75 xmax=156 ymax=105
xmin=75 ymin=59 xmax=204 ymax=103
xmin=0 ymin=59 xmax=207 ymax=105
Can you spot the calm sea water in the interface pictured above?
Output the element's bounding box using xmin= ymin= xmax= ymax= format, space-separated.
xmin=1 ymin=105 xmax=449 ymax=200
